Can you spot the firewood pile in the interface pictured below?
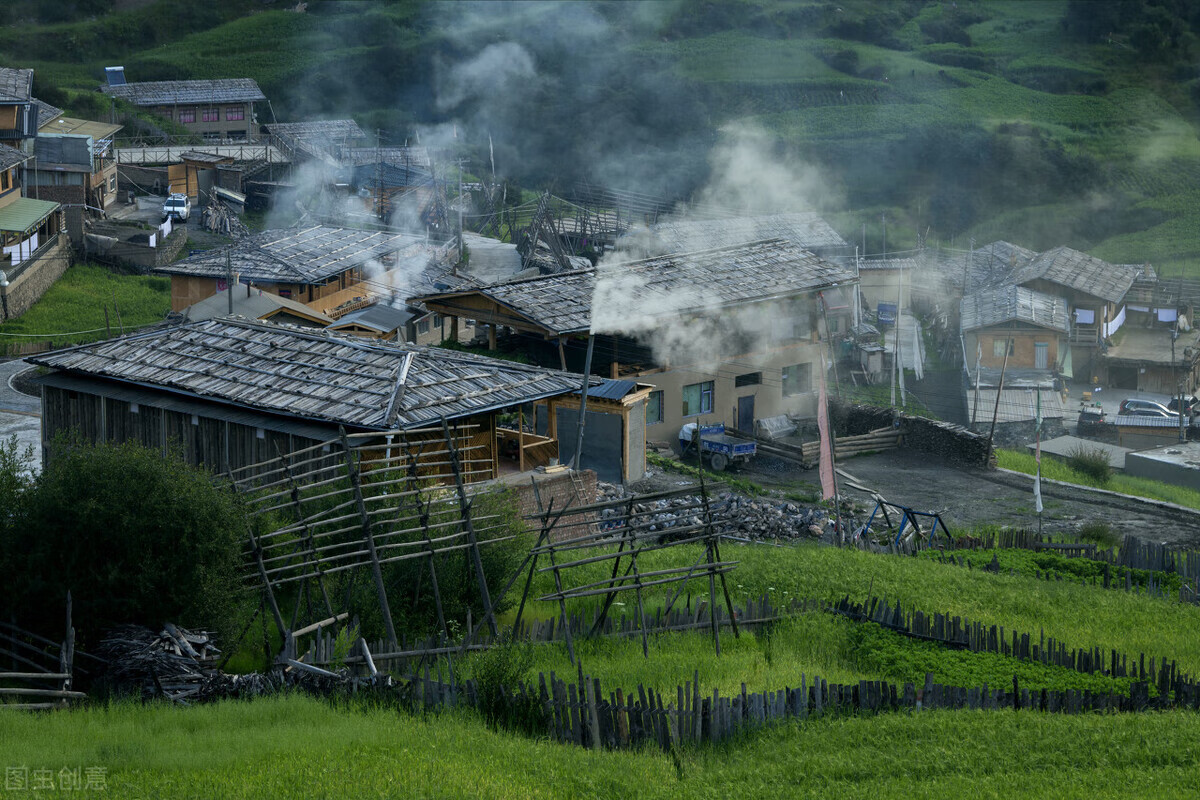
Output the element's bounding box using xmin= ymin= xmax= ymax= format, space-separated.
xmin=96 ymin=624 xmax=392 ymax=703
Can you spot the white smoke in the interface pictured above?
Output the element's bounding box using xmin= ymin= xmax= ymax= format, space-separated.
xmin=590 ymin=122 xmax=832 ymax=371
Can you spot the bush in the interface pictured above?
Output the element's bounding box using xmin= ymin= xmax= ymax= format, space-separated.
xmin=1066 ymin=446 xmax=1113 ymax=485
xmin=1 ymin=438 xmax=250 ymax=647
xmin=1076 ymin=522 xmax=1121 ymax=550
xmin=468 ymin=636 xmax=543 ymax=732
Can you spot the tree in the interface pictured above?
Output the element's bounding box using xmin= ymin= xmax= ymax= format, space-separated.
xmin=2 ymin=439 xmax=250 ymax=647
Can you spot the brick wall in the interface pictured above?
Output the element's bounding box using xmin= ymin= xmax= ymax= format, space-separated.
xmin=507 ymin=469 xmax=599 ymax=542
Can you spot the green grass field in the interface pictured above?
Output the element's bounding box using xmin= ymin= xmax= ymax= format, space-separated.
xmin=996 ymin=448 xmax=1200 ymax=511
xmin=0 ymin=263 xmax=169 ymax=348
xmin=3 ymin=696 xmax=1199 ymax=799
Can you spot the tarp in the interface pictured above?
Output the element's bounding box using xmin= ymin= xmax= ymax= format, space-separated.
xmin=817 ymin=365 xmax=835 ymax=502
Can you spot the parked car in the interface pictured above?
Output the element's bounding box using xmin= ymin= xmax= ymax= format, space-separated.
xmin=162 ymin=193 xmax=190 ymax=222
xmin=1076 ymin=407 xmax=1109 ymax=437
xmin=1119 ymin=398 xmax=1177 ymax=417
xmin=1167 ymin=395 xmax=1200 ymax=418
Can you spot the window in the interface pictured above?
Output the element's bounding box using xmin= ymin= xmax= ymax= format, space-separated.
xmin=108 ymin=175 xmax=116 ymax=192
xmin=682 ymin=381 xmax=714 ymax=417
xmin=993 ymin=339 xmax=1014 ymax=358
xmin=417 ymin=319 xmax=430 ymax=335
xmin=202 ymin=108 xmax=219 ymax=123
xmin=735 ymin=372 xmax=762 ymax=388
xmin=226 ymin=106 xmax=244 ymax=121
xmin=782 ymin=363 xmax=812 ymax=396
xmin=433 ymin=313 xmax=443 ymax=328
xmin=278 ymin=289 xmax=292 ymax=298
xmin=646 ymin=390 xmax=664 ymax=425
xmin=178 ymin=109 xmax=196 ymax=124
xmin=0 ymin=170 xmax=8 ymax=191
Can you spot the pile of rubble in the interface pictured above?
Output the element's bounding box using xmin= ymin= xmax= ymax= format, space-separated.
xmin=596 ymin=482 xmax=831 ymax=542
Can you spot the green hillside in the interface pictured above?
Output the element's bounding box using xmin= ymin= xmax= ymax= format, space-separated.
xmin=9 ymin=1 xmax=1200 ymax=273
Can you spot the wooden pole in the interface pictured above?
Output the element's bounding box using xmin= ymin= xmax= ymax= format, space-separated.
xmin=572 ymin=334 xmax=595 ymax=470
xmin=986 ymin=337 xmax=1012 ymax=463
xmin=338 ymin=425 xmax=398 ymax=650
xmin=441 ymin=417 xmax=499 ymax=638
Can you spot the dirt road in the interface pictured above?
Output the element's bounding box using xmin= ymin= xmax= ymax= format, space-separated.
xmin=740 ymin=449 xmax=1200 ymax=548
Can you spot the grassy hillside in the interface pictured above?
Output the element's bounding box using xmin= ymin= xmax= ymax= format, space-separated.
xmin=10 ymin=1 xmax=1200 ymax=274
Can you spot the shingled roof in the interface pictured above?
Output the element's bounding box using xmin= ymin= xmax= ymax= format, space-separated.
xmin=415 ymin=238 xmax=856 ymax=337
xmin=1014 ymin=246 xmax=1140 ymax=304
xmin=960 ymin=284 xmax=1070 ymax=334
xmin=636 ymin=213 xmax=848 ymax=255
xmin=0 ymin=68 xmax=32 ymax=104
xmin=0 ymin=142 xmax=29 ymax=171
xmin=101 ymin=78 xmax=265 ymax=106
xmin=156 ymin=226 xmax=429 ymax=286
xmin=30 ymin=317 xmax=588 ymax=430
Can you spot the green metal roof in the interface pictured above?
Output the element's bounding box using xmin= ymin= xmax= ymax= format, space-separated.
xmin=0 ymin=197 xmax=58 ymax=234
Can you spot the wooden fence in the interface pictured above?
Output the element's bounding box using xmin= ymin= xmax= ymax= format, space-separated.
xmin=0 ymin=595 xmax=87 ymax=711
xmin=389 ymin=664 xmax=1179 ymax=753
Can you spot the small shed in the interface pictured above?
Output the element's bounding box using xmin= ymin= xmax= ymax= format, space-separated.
xmin=328 ymin=304 xmax=413 ymax=341
xmin=169 ymin=151 xmax=235 ymax=200
xmin=534 ymin=378 xmax=655 ymax=484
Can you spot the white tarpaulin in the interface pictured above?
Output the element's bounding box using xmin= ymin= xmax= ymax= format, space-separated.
xmin=1074 ymin=308 xmax=1095 ymax=324
xmin=1158 ymin=308 xmax=1178 ymax=323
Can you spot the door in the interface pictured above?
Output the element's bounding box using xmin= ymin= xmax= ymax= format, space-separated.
xmin=737 ymin=394 xmax=755 ymax=435
xmin=1034 ymin=342 xmax=1048 ymax=370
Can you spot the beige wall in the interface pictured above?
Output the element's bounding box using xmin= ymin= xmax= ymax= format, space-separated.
xmin=636 ymin=340 xmax=825 ymax=445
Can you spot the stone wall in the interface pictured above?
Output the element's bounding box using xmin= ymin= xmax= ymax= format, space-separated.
xmin=3 ymin=234 xmax=71 ymax=321
xmin=84 ymin=226 xmax=188 ymax=274
xmin=506 ymin=469 xmax=598 ymax=542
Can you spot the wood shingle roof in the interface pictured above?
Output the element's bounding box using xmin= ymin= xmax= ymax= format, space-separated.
xmin=30 ymin=318 xmax=588 ymax=430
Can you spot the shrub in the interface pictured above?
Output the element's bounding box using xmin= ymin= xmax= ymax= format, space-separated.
xmin=1066 ymin=446 xmax=1113 ymax=485
xmin=468 ymin=636 xmax=543 ymax=732
xmin=2 ymin=438 xmax=250 ymax=647
xmin=1076 ymin=522 xmax=1121 ymax=550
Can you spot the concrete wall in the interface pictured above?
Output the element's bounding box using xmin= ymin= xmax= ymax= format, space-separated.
xmin=636 ymin=340 xmax=826 ymax=447
xmin=1125 ymin=449 xmax=1200 ymax=491
xmin=2 ymin=233 xmax=71 ymax=320
xmin=88 ymin=226 xmax=188 ymax=274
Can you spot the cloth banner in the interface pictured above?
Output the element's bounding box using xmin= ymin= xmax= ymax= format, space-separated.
xmin=817 ymin=364 xmax=835 ymax=501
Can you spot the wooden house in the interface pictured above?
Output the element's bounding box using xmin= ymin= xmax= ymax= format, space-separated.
xmin=168 ymin=151 xmax=235 ymax=200
xmin=415 ymin=238 xmax=858 ymax=445
xmin=182 ymin=289 xmax=335 ymax=328
xmin=0 ymin=68 xmax=40 ymax=146
xmin=156 ymin=225 xmax=429 ymax=312
xmin=25 ymin=117 xmax=122 ymax=209
xmin=29 ymin=317 xmax=592 ymax=480
xmin=960 ymin=284 xmax=1070 ymax=372
xmin=0 ymin=142 xmax=65 ymax=296
xmin=100 ymin=77 xmax=265 ymax=141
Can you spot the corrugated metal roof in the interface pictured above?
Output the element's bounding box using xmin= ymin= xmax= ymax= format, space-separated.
xmin=960 ymin=284 xmax=1070 ymax=333
xmin=0 ymin=68 xmax=32 ymax=104
xmin=157 ymin=225 xmax=429 ymax=285
xmin=30 ymin=317 xmax=589 ymax=430
xmin=417 ymin=238 xmax=856 ymax=336
xmin=586 ymin=379 xmax=637 ymax=400
xmin=968 ymin=388 xmax=1066 ymax=424
xmin=0 ymin=197 xmax=59 ymax=234
xmin=1015 ymin=246 xmax=1139 ymax=304
xmin=101 ymin=78 xmax=266 ymax=106
xmin=329 ymin=304 xmax=413 ymax=334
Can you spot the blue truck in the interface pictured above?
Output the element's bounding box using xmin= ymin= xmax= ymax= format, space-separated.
xmin=679 ymin=423 xmax=757 ymax=472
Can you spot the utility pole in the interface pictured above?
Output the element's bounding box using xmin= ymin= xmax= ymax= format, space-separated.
xmin=226 ymin=246 xmax=234 ymax=316
xmin=881 ymin=212 xmax=887 ymax=257
xmin=986 ymin=337 xmax=1012 ymax=463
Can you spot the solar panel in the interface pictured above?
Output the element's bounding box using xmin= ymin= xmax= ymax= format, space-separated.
xmin=105 ymin=67 xmax=126 ymax=86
